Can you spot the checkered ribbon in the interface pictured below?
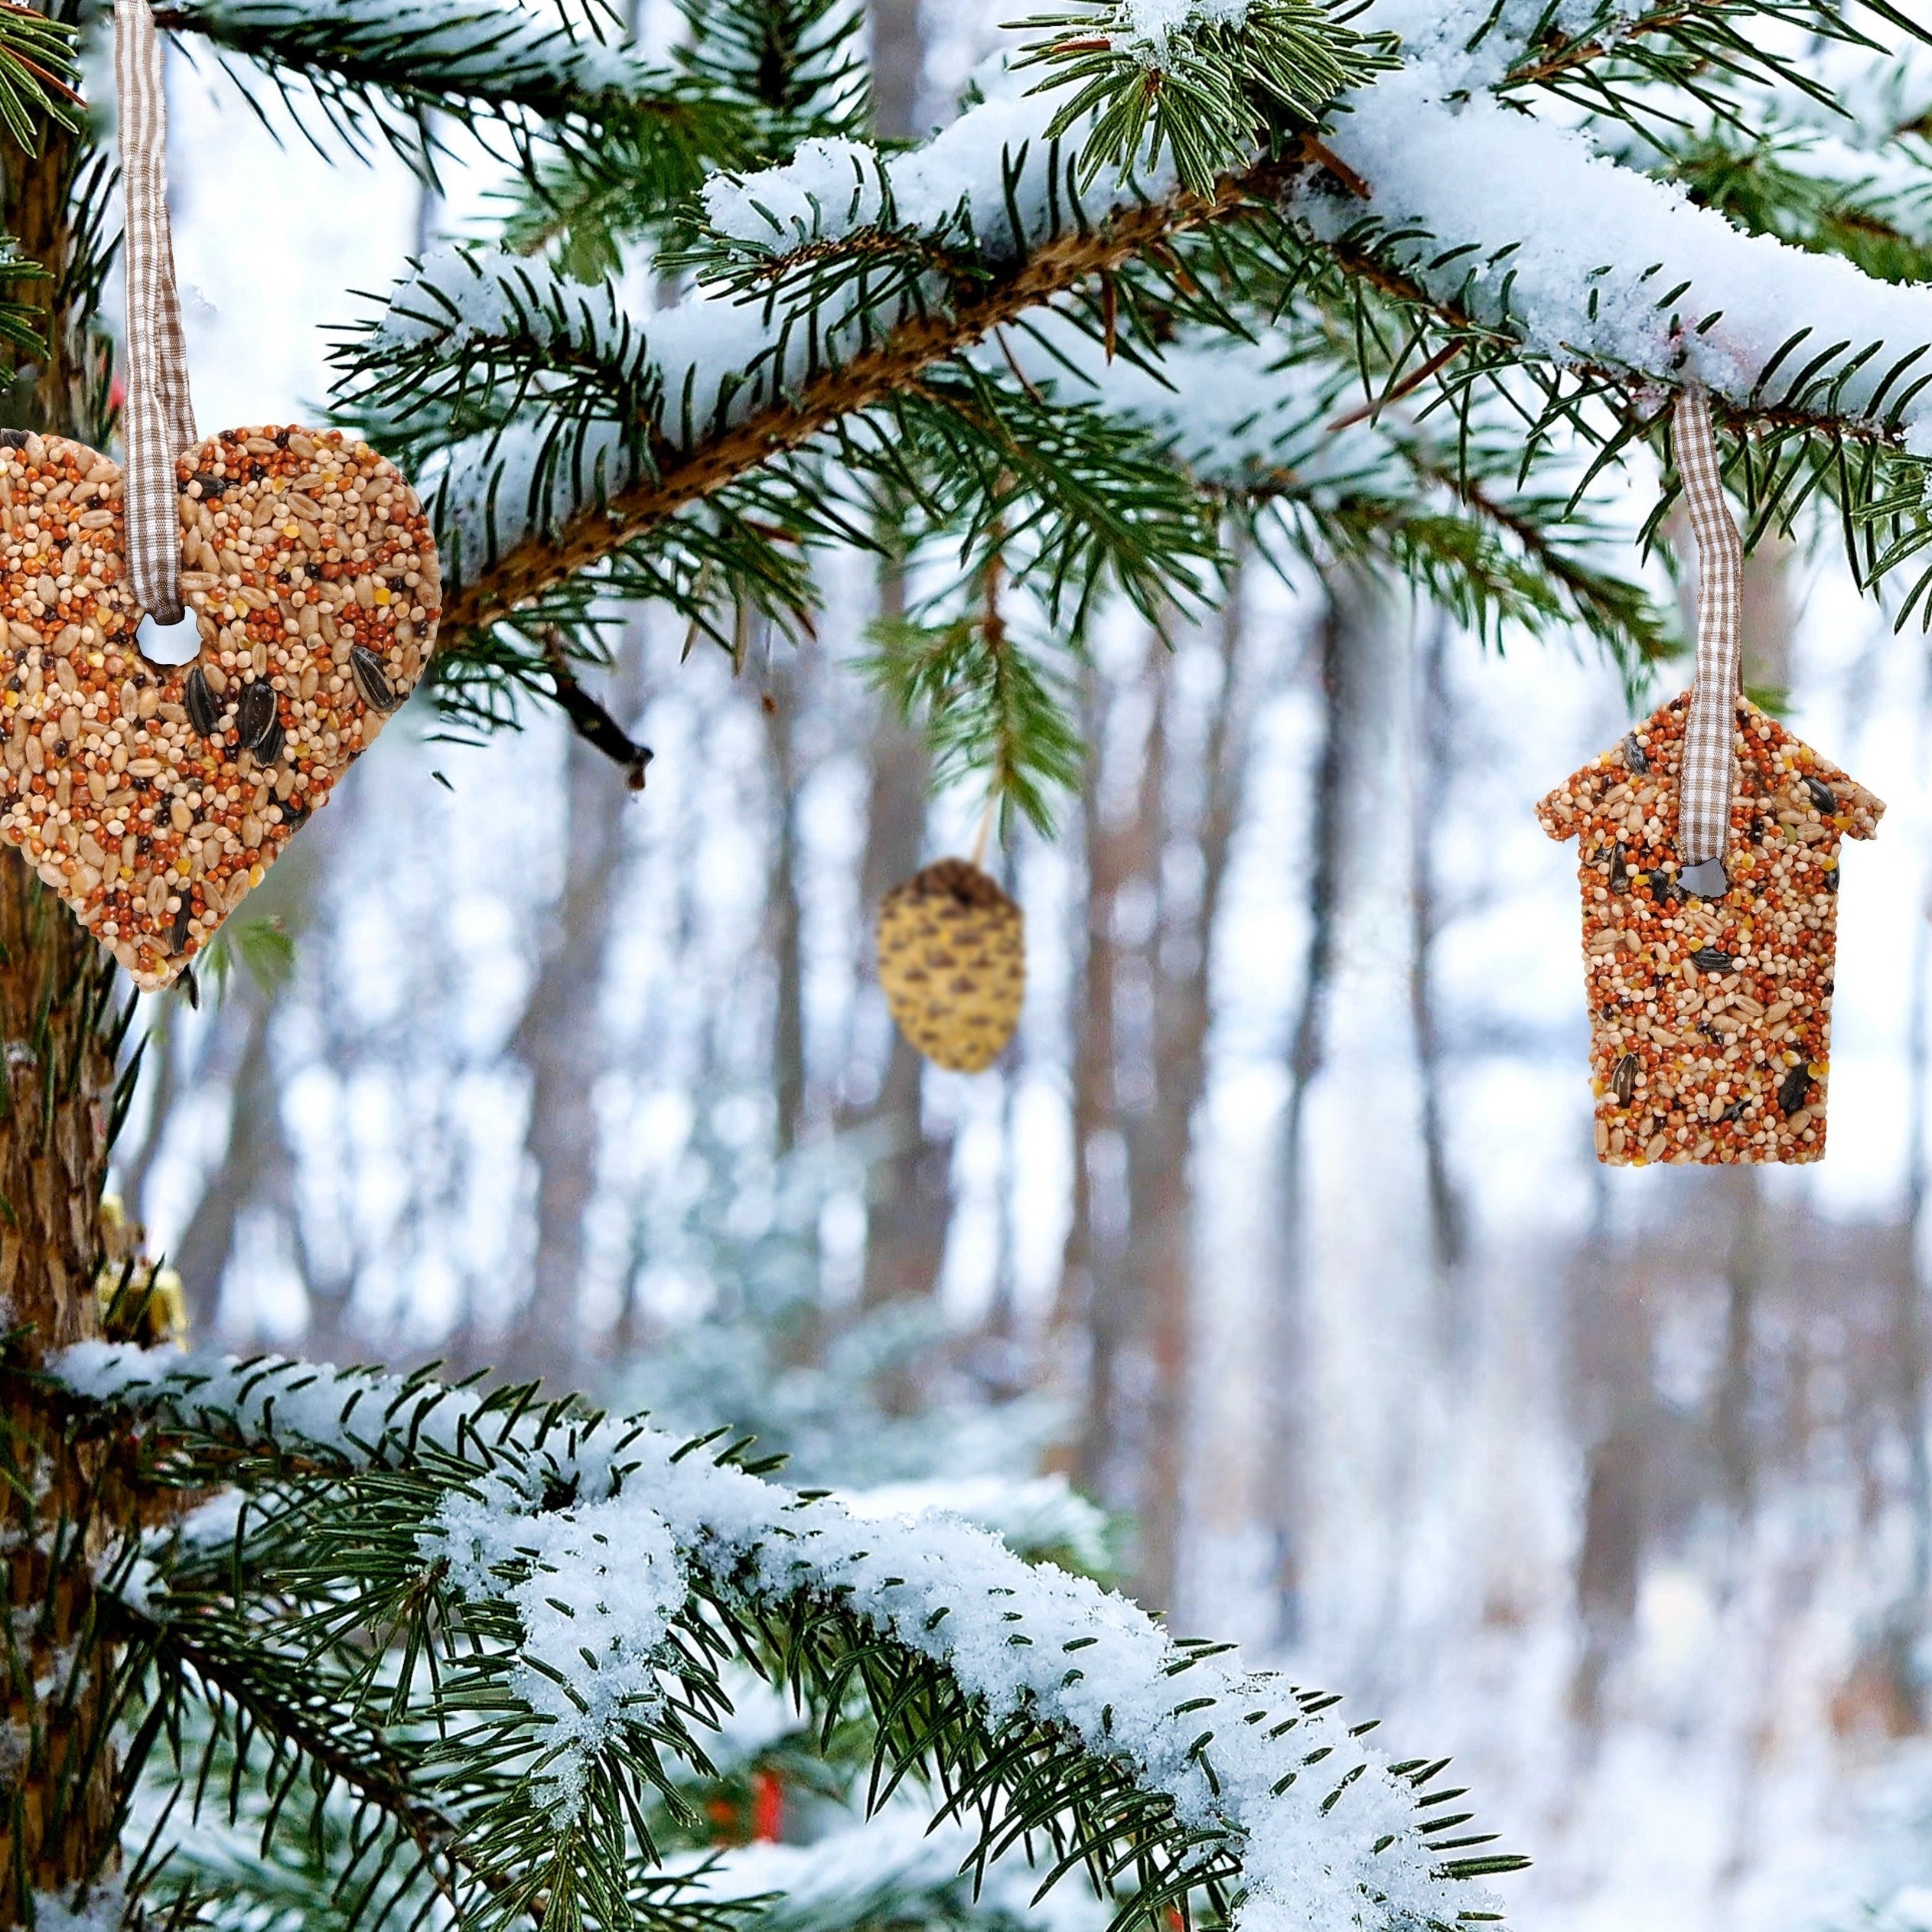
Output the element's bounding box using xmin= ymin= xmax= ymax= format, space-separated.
xmin=1675 ymin=384 xmax=1741 ymax=867
xmin=115 ymin=0 xmax=195 ymax=624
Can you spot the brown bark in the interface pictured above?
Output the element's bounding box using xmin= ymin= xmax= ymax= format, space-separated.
xmin=762 ymin=643 xmax=806 ymax=1158
xmin=0 ymin=854 xmax=122 ymax=1911
xmin=1263 ymin=582 xmax=1353 ymax=1643
xmin=1131 ymin=573 xmax=1249 ymax=1613
xmin=500 ymin=677 xmax=641 ymax=1383
xmin=0 ymin=102 xmax=128 ymax=1911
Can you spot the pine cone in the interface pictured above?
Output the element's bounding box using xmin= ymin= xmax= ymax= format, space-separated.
xmin=876 ymin=858 xmax=1025 ymax=1073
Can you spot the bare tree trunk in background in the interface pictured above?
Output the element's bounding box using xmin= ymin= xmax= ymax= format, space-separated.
xmin=868 ymin=0 xmax=924 ymax=140
xmin=847 ymin=7 xmax=954 ymax=1315
xmin=1568 ymin=1220 xmax=1653 ymax=1735
xmin=1411 ymin=617 xmax=1465 ymax=1347
xmin=1263 ymin=582 xmax=1354 ymax=1642
xmin=1069 ymin=647 xmax=1167 ymax=1513
xmin=764 ymin=641 xmax=807 ymax=1157
xmin=499 ymin=639 xmax=645 ymax=1383
xmin=137 ymin=833 xmax=321 ymax=1341
xmin=1054 ymin=656 xmax=1120 ymax=1474
xmin=852 ymin=567 xmax=948 ymax=1310
xmin=1132 ymin=569 xmax=1251 ymax=1613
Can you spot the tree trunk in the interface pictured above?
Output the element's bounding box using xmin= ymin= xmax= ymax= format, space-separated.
xmin=500 ymin=699 xmax=640 ymax=1383
xmin=868 ymin=0 xmax=924 ymax=141
xmin=1132 ymin=570 xmax=1249 ymax=1614
xmin=1071 ymin=642 xmax=1160 ymax=1516
xmin=1263 ymin=583 xmax=1351 ymax=1644
xmin=1410 ymin=617 xmax=1465 ymax=1345
xmin=852 ymin=568 xmax=947 ymax=1311
xmin=763 ymin=646 xmax=806 ymax=1158
xmin=1053 ymin=656 xmax=1119 ymax=1471
xmin=0 ymin=94 xmax=129 ymax=1910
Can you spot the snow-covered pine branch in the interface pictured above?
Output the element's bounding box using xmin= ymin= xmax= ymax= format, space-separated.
xmin=346 ymin=78 xmax=1266 ymax=631
xmin=62 ymin=1344 xmax=1519 ymax=1932
xmin=344 ymin=8 xmax=1932 ymax=669
xmin=154 ymin=0 xmax=722 ymax=171
xmin=1304 ymin=62 xmax=1932 ymax=450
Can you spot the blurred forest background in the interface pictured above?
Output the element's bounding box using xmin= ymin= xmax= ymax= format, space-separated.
xmin=112 ymin=4 xmax=1932 ymax=1930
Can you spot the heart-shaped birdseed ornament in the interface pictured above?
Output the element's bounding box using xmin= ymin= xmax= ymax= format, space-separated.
xmin=0 ymin=425 xmax=438 ymax=989
xmin=876 ymin=858 xmax=1025 ymax=1073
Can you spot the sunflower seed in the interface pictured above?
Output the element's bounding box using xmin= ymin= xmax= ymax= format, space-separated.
xmin=1621 ymin=733 xmax=1649 ymax=774
xmin=1611 ymin=1053 xmax=1638 ymax=1106
xmin=350 ymin=645 xmax=399 ymax=712
xmin=236 ymin=679 xmax=277 ymax=753
xmin=184 ymin=666 xmax=220 ymax=738
xmin=253 ymin=715 xmax=285 ymax=767
xmin=1801 ymin=775 xmax=1836 ymax=814
xmin=1777 ymin=1064 xmax=1811 ymax=1116
xmin=168 ymin=899 xmax=194 ymax=953
xmin=1691 ymin=948 xmax=1734 ymax=973
xmin=1608 ymin=845 xmax=1629 ymax=892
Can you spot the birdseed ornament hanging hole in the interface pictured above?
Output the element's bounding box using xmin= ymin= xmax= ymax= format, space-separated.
xmin=877 ymin=858 xmax=1026 ymax=1073
xmin=0 ymin=425 xmax=440 ymax=991
xmin=135 ymin=607 xmax=200 ymax=665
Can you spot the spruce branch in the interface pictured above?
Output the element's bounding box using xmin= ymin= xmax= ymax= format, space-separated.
xmin=0 ymin=0 xmax=81 ymax=152
xmin=153 ymin=0 xmax=734 ymax=180
xmin=58 ymin=1347 xmax=1522 ymax=1932
xmin=425 ymin=164 xmax=1276 ymax=644
xmin=1010 ymin=0 xmax=1397 ymax=194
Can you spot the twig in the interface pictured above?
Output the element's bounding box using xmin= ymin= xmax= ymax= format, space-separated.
xmin=540 ymin=630 xmax=653 ymax=791
xmin=1327 ymin=340 xmax=1465 ymax=430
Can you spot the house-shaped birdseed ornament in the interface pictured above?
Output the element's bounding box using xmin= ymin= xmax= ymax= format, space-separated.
xmin=1538 ymin=697 xmax=1882 ymax=1164
xmin=1538 ymin=386 xmax=1884 ymax=1167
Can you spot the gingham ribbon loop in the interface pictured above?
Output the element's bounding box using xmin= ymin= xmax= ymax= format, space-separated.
xmin=1675 ymin=385 xmax=1741 ymax=868
xmin=115 ymin=0 xmax=195 ymax=624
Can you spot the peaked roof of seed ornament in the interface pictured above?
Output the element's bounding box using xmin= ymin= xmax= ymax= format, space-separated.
xmin=1537 ymin=689 xmax=1885 ymax=845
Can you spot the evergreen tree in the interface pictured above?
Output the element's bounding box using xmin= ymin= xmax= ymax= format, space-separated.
xmin=0 ymin=1 xmax=1930 ymax=1929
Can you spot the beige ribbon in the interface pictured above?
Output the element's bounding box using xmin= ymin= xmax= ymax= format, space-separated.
xmin=115 ymin=0 xmax=196 ymax=624
xmin=1673 ymin=386 xmax=1742 ymax=880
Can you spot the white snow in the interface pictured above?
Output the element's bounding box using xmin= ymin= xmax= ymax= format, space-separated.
xmin=1305 ymin=67 xmax=1932 ymax=448
xmin=676 ymin=1803 xmax=1111 ymax=1932
xmin=426 ymin=1472 xmax=689 ymax=1818
xmin=31 ymin=1882 xmax=125 ymax=1932
xmin=702 ymin=138 xmax=888 ymax=247
xmin=60 ymin=1343 xmax=1493 ymax=1932
xmin=840 ymin=1471 xmax=1111 ymax=1571
xmin=175 ymin=0 xmax=663 ymax=103
xmin=1120 ymin=0 xmax=1252 ymax=60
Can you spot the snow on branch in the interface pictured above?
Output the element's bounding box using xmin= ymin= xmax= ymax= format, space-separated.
xmin=60 ymin=1343 xmax=1510 ymax=1932
xmin=345 ymin=66 xmax=1269 ymax=626
xmin=1306 ymin=64 xmax=1932 ymax=449
xmin=155 ymin=0 xmax=699 ymax=160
